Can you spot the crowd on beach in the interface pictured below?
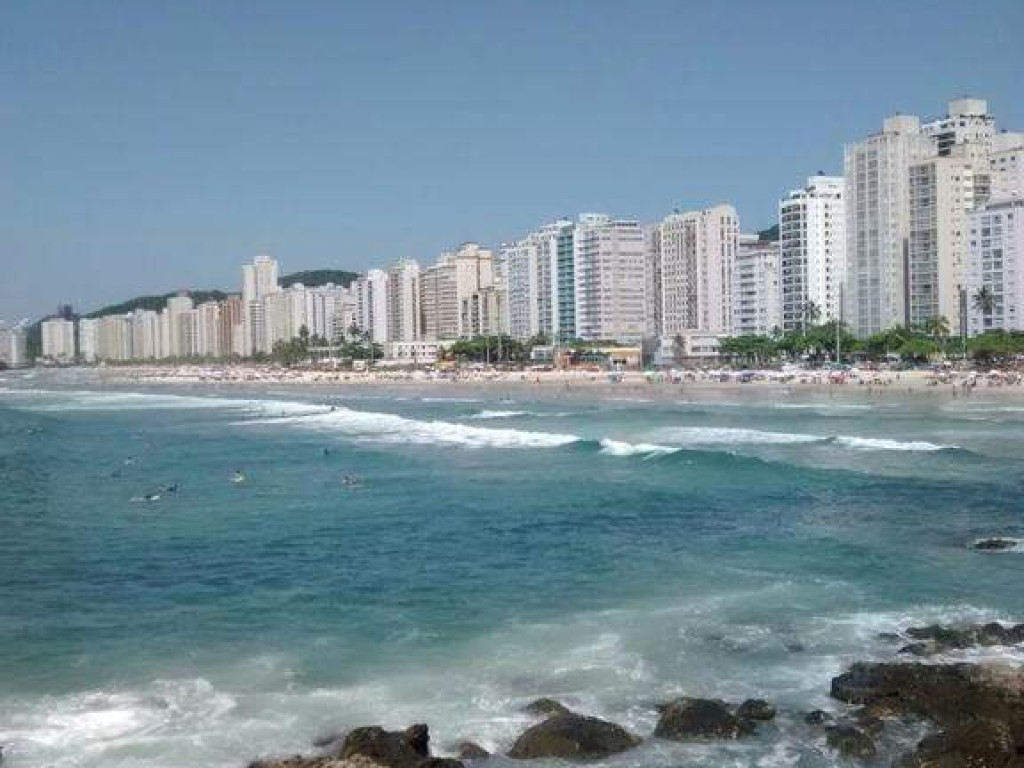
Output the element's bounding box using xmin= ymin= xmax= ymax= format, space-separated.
xmin=88 ymin=361 xmax=1024 ymax=395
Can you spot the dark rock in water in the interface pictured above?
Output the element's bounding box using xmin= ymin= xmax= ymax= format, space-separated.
xmin=338 ymin=725 xmax=431 ymax=768
xmin=507 ymin=712 xmax=640 ymax=760
xmin=654 ymin=697 xmax=753 ymax=741
xmin=313 ymin=732 xmax=346 ymax=749
xmin=455 ymin=743 xmax=489 ymax=760
xmin=736 ymin=699 xmax=776 ymax=721
xmin=898 ymin=718 xmax=1017 ymax=767
xmin=804 ymin=710 xmax=833 ymax=726
xmin=899 ymin=642 xmax=929 ymax=656
xmin=972 ymin=537 xmax=1018 ymax=551
xmin=849 ymin=711 xmax=885 ymax=736
xmin=249 ymin=757 xmax=386 ymax=768
xmin=902 ymin=622 xmax=1024 ymax=654
xmin=416 ymin=760 xmax=463 ymax=768
xmin=522 ymin=698 xmax=572 ymax=718
xmin=824 ymin=725 xmax=876 ymax=760
xmin=878 ymin=632 xmax=902 ymax=642
xmin=831 ymin=661 xmax=1024 ymax=765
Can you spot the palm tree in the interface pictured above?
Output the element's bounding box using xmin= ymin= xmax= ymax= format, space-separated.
xmin=973 ymin=286 xmax=996 ymax=317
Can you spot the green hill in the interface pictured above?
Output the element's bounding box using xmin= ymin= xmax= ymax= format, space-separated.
xmin=84 ymin=270 xmax=359 ymax=318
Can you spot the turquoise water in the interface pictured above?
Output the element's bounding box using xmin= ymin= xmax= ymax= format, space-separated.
xmin=1 ymin=372 xmax=1023 ymax=767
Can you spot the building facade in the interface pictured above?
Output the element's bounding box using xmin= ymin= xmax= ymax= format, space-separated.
xmin=966 ymin=198 xmax=1024 ymax=334
xmin=573 ymin=215 xmax=648 ymax=343
xmin=732 ymin=235 xmax=781 ymax=335
xmin=778 ymin=176 xmax=846 ymax=332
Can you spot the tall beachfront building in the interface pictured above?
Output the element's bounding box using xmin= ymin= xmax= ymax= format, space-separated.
xmin=0 ymin=322 xmax=29 ymax=368
xmin=418 ymin=243 xmax=495 ymax=341
xmin=501 ymin=219 xmax=572 ymax=341
xmin=966 ymin=198 xmax=1024 ymax=334
xmin=844 ymin=115 xmax=935 ymax=337
xmin=354 ymin=269 xmax=389 ymax=344
xmin=990 ymin=131 xmax=1024 ymax=202
xmin=386 ymin=260 xmax=420 ymax=343
xmin=572 ymin=215 xmax=648 ymax=343
xmin=241 ymin=254 xmax=280 ymax=355
xmin=732 ymin=235 xmax=781 ymax=336
xmin=907 ymin=156 xmax=976 ymax=334
xmin=41 ymin=318 xmax=76 ymax=362
xmin=778 ymin=176 xmax=845 ymax=332
xmin=657 ymin=205 xmax=739 ymax=338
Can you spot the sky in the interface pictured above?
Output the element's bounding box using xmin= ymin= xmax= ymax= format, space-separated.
xmin=2 ymin=0 xmax=1022 ymax=321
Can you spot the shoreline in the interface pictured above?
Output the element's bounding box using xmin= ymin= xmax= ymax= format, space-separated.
xmin=22 ymin=363 xmax=1024 ymax=405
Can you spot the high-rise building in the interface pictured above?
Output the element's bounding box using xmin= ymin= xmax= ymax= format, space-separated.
xmin=41 ymin=318 xmax=76 ymax=362
xmin=130 ymin=309 xmax=161 ymax=360
xmin=164 ymin=294 xmax=194 ymax=358
xmin=732 ymin=235 xmax=781 ymax=336
xmin=501 ymin=219 xmax=572 ymax=342
xmin=386 ymin=260 xmax=420 ymax=342
xmin=572 ymin=214 xmax=649 ymax=343
xmin=241 ymin=254 xmax=280 ymax=355
xmin=845 ymin=115 xmax=936 ymax=337
xmin=418 ymin=243 xmax=495 ymax=341
xmin=778 ymin=176 xmax=846 ymax=332
xmin=966 ymin=198 xmax=1024 ymax=334
xmin=907 ymin=156 xmax=975 ymax=333
xmin=354 ymin=269 xmax=389 ymax=343
xmin=77 ymin=318 xmax=98 ymax=363
xmin=990 ymin=131 xmax=1024 ymax=202
xmin=657 ymin=205 xmax=739 ymax=338
xmin=0 ymin=322 xmax=29 ymax=368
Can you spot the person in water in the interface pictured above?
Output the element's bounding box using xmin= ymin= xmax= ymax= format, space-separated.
xmin=231 ymin=470 xmax=247 ymax=484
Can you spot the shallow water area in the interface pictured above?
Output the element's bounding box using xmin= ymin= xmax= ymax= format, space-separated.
xmin=1 ymin=370 xmax=1023 ymax=767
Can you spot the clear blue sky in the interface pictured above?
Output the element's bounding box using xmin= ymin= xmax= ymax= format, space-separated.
xmin=2 ymin=0 xmax=1022 ymax=320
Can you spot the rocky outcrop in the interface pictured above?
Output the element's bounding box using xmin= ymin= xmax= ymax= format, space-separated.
xmin=971 ymin=537 xmax=1020 ymax=552
xmin=653 ymin=697 xmax=754 ymax=741
xmin=736 ymin=698 xmax=776 ymax=722
xmin=336 ymin=725 xmax=432 ymax=768
xmin=249 ymin=757 xmax=387 ymax=768
xmin=824 ymin=725 xmax=876 ymax=760
xmin=521 ymin=698 xmax=572 ymax=718
xmin=896 ymin=622 xmax=1024 ymax=655
xmin=454 ymin=743 xmax=489 ymax=760
xmin=831 ymin=661 xmax=1024 ymax=766
xmin=507 ymin=712 xmax=640 ymax=760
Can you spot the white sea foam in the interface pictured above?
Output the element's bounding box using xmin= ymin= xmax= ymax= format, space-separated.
xmin=245 ymin=406 xmax=581 ymax=449
xmin=652 ymin=426 xmax=955 ymax=453
xmin=654 ymin=427 xmax=823 ymax=446
xmin=598 ymin=439 xmax=680 ymax=458
xmin=469 ymin=410 xmax=530 ymax=420
xmin=833 ymin=436 xmax=952 ymax=452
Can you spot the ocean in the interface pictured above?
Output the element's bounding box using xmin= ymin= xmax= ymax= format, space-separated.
xmin=1 ymin=371 xmax=1022 ymax=767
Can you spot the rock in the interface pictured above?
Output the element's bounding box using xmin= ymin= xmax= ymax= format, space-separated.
xmin=804 ymin=710 xmax=833 ymax=726
xmin=899 ymin=718 xmax=1017 ymax=767
xmin=899 ymin=642 xmax=929 ymax=656
xmin=337 ymin=725 xmax=431 ymax=768
xmin=507 ymin=712 xmax=641 ymax=760
xmin=249 ymin=757 xmax=386 ymax=768
xmin=903 ymin=622 xmax=1024 ymax=653
xmin=654 ymin=697 xmax=754 ymax=741
xmin=416 ymin=760 xmax=463 ymax=768
xmin=454 ymin=743 xmax=489 ymax=761
xmin=972 ymin=537 xmax=1019 ymax=551
xmin=736 ymin=699 xmax=776 ymax=721
xmin=522 ymin=698 xmax=572 ymax=718
xmin=824 ymin=725 xmax=876 ymax=760
xmin=830 ymin=662 xmax=1024 ymax=729
xmin=849 ymin=711 xmax=885 ymax=736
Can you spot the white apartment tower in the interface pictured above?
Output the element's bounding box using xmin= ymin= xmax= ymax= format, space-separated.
xmin=241 ymin=254 xmax=280 ymax=355
xmin=658 ymin=205 xmax=739 ymax=338
xmin=966 ymin=198 xmax=1024 ymax=334
xmin=573 ymin=215 xmax=649 ymax=343
xmin=845 ymin=115 xmax=936 ymax=337
xmin=355 ymin=269 xmax=389 ymax=343
xmin=778 ymin=176 xmax=846 ymax=332
xmin=386 ymin=260 xmax=420 ymax=342
xmin=502 ymin=221 xmax=566 ymax=341
xmin=732 ymin=235 xmax=781 ymax=336
xmin=990 ymin=131 xmax=1024 ymax=202
xmin=907 ymin=156 xmax=975 ymax=334
xmin=41 ymin=318 xmax=76 ymax=362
